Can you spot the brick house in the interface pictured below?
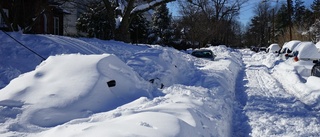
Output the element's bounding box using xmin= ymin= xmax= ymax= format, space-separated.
xmin=0 ymin=0 xmax=68 ymax=35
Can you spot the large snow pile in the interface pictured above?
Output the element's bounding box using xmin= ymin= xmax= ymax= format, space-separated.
xmin=0 ymin=32 xmax=242 ymax=136
xmin=272 ymin=58 xmax=320 ymax=109
xmin=0 ymin=54 xmax=153 ymax=128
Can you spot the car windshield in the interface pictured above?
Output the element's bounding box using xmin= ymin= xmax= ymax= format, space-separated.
xmin=192 ymin=50 xmax=213 ymax=58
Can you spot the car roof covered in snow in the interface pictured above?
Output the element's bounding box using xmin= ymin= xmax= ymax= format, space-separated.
xmin=293 ymin=41 xmax=320 ymax=60
xmin=281 ymin=40 xmax=301 ymax=52
xmin=267 ymin=43 xmax=281 ymax=53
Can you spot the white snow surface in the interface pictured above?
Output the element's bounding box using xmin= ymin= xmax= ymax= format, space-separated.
xmin=1 ymin=32 xmax=320 ymax=137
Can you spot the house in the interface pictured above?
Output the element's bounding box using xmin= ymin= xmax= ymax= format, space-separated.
xmin=60 ymin=1 xmax=83 ymax=36
xmin=0 ymin=0 xmax=68 ymax=35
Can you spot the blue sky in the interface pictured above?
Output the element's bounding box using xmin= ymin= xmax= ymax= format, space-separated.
xmin=168 ymin=0 xmax=314 ymax=26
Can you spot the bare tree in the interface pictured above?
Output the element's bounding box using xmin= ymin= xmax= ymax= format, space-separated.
xmin=177 ymin=0 xmax=248 ymax=47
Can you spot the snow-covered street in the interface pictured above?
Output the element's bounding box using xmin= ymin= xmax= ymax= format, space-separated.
xmin=234 ymin=50 xmax=320 ymax=136
xmin=1 ymin=33 xmax=320 ymax=136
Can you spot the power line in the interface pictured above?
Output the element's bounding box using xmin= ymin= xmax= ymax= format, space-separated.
xmin=1 ymin=30 xmax=46 ymax=61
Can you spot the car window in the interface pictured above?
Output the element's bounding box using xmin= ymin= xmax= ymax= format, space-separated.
xmin=293 ymin=51 xmax=299 ymax=56
xmin=192 ymin=50 xmax=213 ymax=58
xmin=280 ymin=48 xmax=287 ymax=54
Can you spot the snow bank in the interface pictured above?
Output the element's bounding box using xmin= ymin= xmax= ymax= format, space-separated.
xmin=30 ymin=46 xmax=243 ymax=137
xmin=242 ymin=48 xmax=320 ymax=110
xmin=244 ymin=50 xmax=280 ymax=69
xmin=0 ymin=32 xmax=243 ymax=137
xmin=127 ymin=46 xmax=196 ymax=87
xmin=272 ymin=59 xmax=320 ymax=109
xmin=0 ymin=54 xmax=153 ymax=128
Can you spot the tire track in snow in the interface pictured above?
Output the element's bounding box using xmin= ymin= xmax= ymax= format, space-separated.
xmin=43 ymin=35 xmax=106 ymax=54
xmin=233 ymin=50 xmax=320 ymax=137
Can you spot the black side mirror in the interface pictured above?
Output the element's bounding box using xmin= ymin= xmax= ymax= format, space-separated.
xmin=313 ymin=60 xmax=319 ymax=64
xmin=107 ymin=80 xmax=116 ymax=87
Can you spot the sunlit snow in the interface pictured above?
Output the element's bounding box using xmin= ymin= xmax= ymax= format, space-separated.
xmin=1 ymin=32 xmax=320 ymax=137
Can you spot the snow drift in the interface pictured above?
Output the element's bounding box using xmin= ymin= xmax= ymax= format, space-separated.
xmin=0 ymin=54 xmax=153 ymax=128
xmin=1 ymin=32 xmax=320 ymax=137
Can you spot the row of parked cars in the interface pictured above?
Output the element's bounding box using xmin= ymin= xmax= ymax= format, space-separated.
xmin=190 ymin=41 xmax=320 ymax=77
xmin=264 ymin=40 xmax=320 ymax=77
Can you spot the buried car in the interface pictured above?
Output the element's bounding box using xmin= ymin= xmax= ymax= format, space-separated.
xmin=292 ymin=42 xmax=320 ymax=61
xmin=279 ymin=40 xmax=301 ymax=59
xmin=266 ymin=43 xmax=281 ymax=53
xmin=290 ymin=41 xmax=320 ymax=77
xmin=191 ymin=49 xmax=216 ymax=61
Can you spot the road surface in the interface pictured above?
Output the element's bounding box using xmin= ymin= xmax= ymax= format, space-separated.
xmin=233 ymin=50 xmax=320 ymax=137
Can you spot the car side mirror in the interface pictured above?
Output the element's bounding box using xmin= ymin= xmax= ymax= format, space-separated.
xmin=107 ymin=80 xmax=116 ymax=87
xmin=313 ymin=60 xmax=319 ymax=64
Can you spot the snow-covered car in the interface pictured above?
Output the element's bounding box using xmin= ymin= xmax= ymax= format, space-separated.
xmin=279 ymin=40 xmax=301 ymax=59
xmin=250 ymin=46 xmax=259 ymax=52
xmin=290 ymin=42 xmax=320 ymax=77
xmin=191 ymin=49 xmax=216 ymax=61
xmin=258 ymin=47 xmax=267 ymax=52
xmin=292 ymin=42 xmax=320 ymax=61
xmin=266 ymin=43 xmax=280 ymax=53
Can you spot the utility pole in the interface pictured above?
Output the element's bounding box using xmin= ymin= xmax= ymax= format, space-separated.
xmin=287 ymin=0 xmax=292 ymax=40
xmin=272 ymin=8 xmax=275 ymax=43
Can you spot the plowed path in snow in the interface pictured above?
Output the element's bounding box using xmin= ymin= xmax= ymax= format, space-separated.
xmin=233 ymin=50 xmax=320 ymax=137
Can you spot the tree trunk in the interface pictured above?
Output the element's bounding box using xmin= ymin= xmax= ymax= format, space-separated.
xmin=114 ymin=0 xmax=175 ymax=42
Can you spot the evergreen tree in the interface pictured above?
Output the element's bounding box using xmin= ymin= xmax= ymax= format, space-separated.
xmin=309 ymin=19 xmax=320 ymax=41
xmin=151 ymin=4 xmax=174 ymax=45
xmin=312 ymin=0 xmax=320 ymax=19
xmin=293 ymin=0 xmax=306 ymax=25
xmin=129 ymin=14 xmax=150 ymax=44
xmin=245 ymin=16 xmax=264 ymax=46
xmin=303 ymin=9 xmax=315 ymax=29
xmin=275 ymin=4 xmax=290 ymax=36
xmin=76 ymin=2 xmax=114 ymax=40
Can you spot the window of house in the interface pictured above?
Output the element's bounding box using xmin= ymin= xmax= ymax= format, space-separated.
xmin=0 ymin=9 xmax=9 ymax=28
xmin=54 ymin=17 xmax=59 ymax=35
